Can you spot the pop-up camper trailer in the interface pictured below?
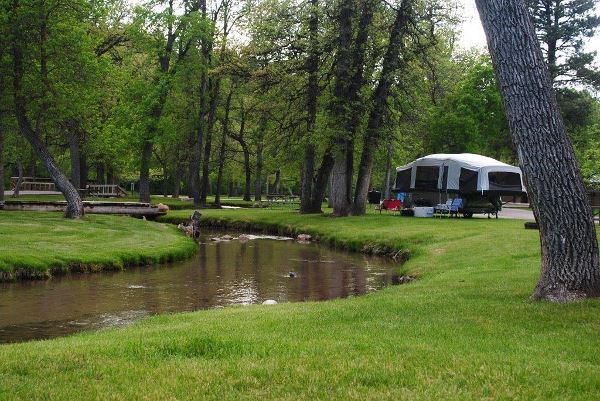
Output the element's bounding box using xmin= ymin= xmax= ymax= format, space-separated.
xmin=393 ymin=153 xmax=526 ymax=217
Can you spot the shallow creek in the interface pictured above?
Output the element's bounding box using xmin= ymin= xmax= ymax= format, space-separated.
xmin=0 ymin=230 xmax=397 ymax=343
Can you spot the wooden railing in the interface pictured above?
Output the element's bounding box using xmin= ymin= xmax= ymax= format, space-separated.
xmin=86 ymin=184 xmax=128 ymax=198
xmin=19 ymin=181 xmax=57 ymax=192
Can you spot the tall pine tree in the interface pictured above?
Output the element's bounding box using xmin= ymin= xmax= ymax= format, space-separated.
xmin=526 ymin=0 xmax=600 ymax=87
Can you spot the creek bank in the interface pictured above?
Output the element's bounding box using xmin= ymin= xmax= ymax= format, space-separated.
xmin=161 ymin=213 xmax=412 ymax=263
xmin=0 ymin=212 xmax=197 ymax=283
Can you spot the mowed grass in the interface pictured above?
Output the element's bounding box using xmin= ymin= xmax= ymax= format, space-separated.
xmin=0 ymin=211 xmax=196 ymax=279
xmin=2 ymin=209 xmax=600 ymax=400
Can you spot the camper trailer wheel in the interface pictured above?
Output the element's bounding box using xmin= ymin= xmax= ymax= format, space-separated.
xmin=463 ymin=212 xmax=473 ymax=218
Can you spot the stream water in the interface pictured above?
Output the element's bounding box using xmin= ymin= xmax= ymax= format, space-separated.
xmin=0 ymin=230 xmax=397 ymax=343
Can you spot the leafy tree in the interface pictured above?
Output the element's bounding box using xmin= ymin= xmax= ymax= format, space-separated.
xmin=527 ymin=0 xmax=600 ymax=87
xmin=425 ymin=56 xmax=513 ymax=161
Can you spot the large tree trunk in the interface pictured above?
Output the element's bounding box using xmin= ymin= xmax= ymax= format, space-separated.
xmin=254 ymin=142 xmax=263 ymax=202
xmin=80 ymin=153 xmax=88 ymax=190
xmin=68 ymin=129 xmax=81 ymax=188
xmin=329 ymin=0 xmax=374 ymax=216
xmin=139 ymin=140 xmax=153 ymax=203
xmin=214 ymin=90 xmax=232 ymax=207
xmin=352 ymin=1 xmax=411 ymax=215
xmin=172 ymin=163 xmax=183 ymax=198
xmin=476 ymin=0 xmax=600 ymax=301
xmin=382 ymin=141 xmax=393 ymax=200
xmin=191 ymin=71 xmax=208 ymax=206
xmin=308 ymin=149 xmax=335 ymax=212
xmin=329 ymin=0 xmax=355 ymax=217
xmin=13 ymin=114 xmax=83 ymax=218
xmin=96 ymin=162 xmax=105 ymax=184
xmin=300 ymin=0 xmax=320 ymax=214
xmin=231 ymin=105 xmax=252 ymax=202
xmin=300 ymin=144 xmax=316 ymax=210
xmin=106 ymin=166 xmax=114 ymax=185
xmin=331 ymin=143 xmax=353 ymax=216
xmin=273 ymin=169 xmax=281 ymax=195
xmin=242 ymin=145 xmax=251 ymax=201
xmin=13 ymin=161 xmax=24 ymax=197
xmin=11 ymin=6 xmax=83 ymax=218
xmin=200 ymin=80 xmax=220 ymax=206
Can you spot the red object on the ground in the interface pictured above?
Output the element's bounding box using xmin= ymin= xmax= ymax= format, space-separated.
xmin=382 ymin=199 xmax=402 ymax=211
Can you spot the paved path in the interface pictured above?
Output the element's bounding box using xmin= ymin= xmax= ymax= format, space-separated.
xmin=498 ymin=207 xmax=534 ymax=220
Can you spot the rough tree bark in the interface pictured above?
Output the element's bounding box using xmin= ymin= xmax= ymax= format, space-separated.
xmin=475 ymin=0 xmax=600 ymax=301
xmin=353 ymin=0 xmax=412 ymax=215
xmin=329 ymin=0 xmax=374 ymax=216
xmin=305 ymin=149 xmax=333 ymax=210
xmin=329 ymin=0 xmax=355 ymax=216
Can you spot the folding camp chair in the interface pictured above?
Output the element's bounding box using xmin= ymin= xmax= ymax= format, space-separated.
xmin=449 ymin=198 xmax=463 ymax=218
xmin=434 ymin=199 xmax=453 ymax=218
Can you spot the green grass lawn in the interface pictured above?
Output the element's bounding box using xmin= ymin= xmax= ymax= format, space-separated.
xmin=0 ymin=211 xmax=196 ymax=280
xmin=1 ymin=209 xmax=600 ymax=400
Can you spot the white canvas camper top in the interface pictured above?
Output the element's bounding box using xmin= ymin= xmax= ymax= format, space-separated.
xmin=393 ymin=153 xmax=526 ymax=195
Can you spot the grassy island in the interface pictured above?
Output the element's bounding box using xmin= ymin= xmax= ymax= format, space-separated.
xmin=0 ymin=211 xmax=197 ymax=281
xmin=1 ymin=209 xmax=599 ymax=400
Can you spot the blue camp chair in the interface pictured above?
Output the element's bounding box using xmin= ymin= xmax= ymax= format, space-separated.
xmin=449 ymin=198 xmax=463 ymax=218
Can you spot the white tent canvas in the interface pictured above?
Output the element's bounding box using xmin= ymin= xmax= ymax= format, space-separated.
xmin=393 ymin=153 xmax=526 ymax=195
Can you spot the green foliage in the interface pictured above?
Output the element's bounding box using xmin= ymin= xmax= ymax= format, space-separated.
xmin=424 ymin=55 xmax=514 ymax=162
xmin=527 ymin=0 xmax=600 ymax=87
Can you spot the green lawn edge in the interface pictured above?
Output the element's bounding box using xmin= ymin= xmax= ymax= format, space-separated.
xmin=2 ymin=209 xmax=600 ymax=400
xmin=0 ymin=211 xmax=197 ymax=281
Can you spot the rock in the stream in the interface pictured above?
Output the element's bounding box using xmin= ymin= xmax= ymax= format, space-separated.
xmin=221 ymin=235 xmax=234 ymax=241
xmin=210 ymin=237 xmax=221 ymax=242
xmin=288 ymin=272 xmax=297 ymax=278
xmin=262 ymin=299 xmax=278 ymax=305
xmin=297 ymin=234 xmax=312 ymax=242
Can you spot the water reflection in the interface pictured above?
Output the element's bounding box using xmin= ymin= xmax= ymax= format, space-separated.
xmin=0 ymin=231 xmax=395 ymax=343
